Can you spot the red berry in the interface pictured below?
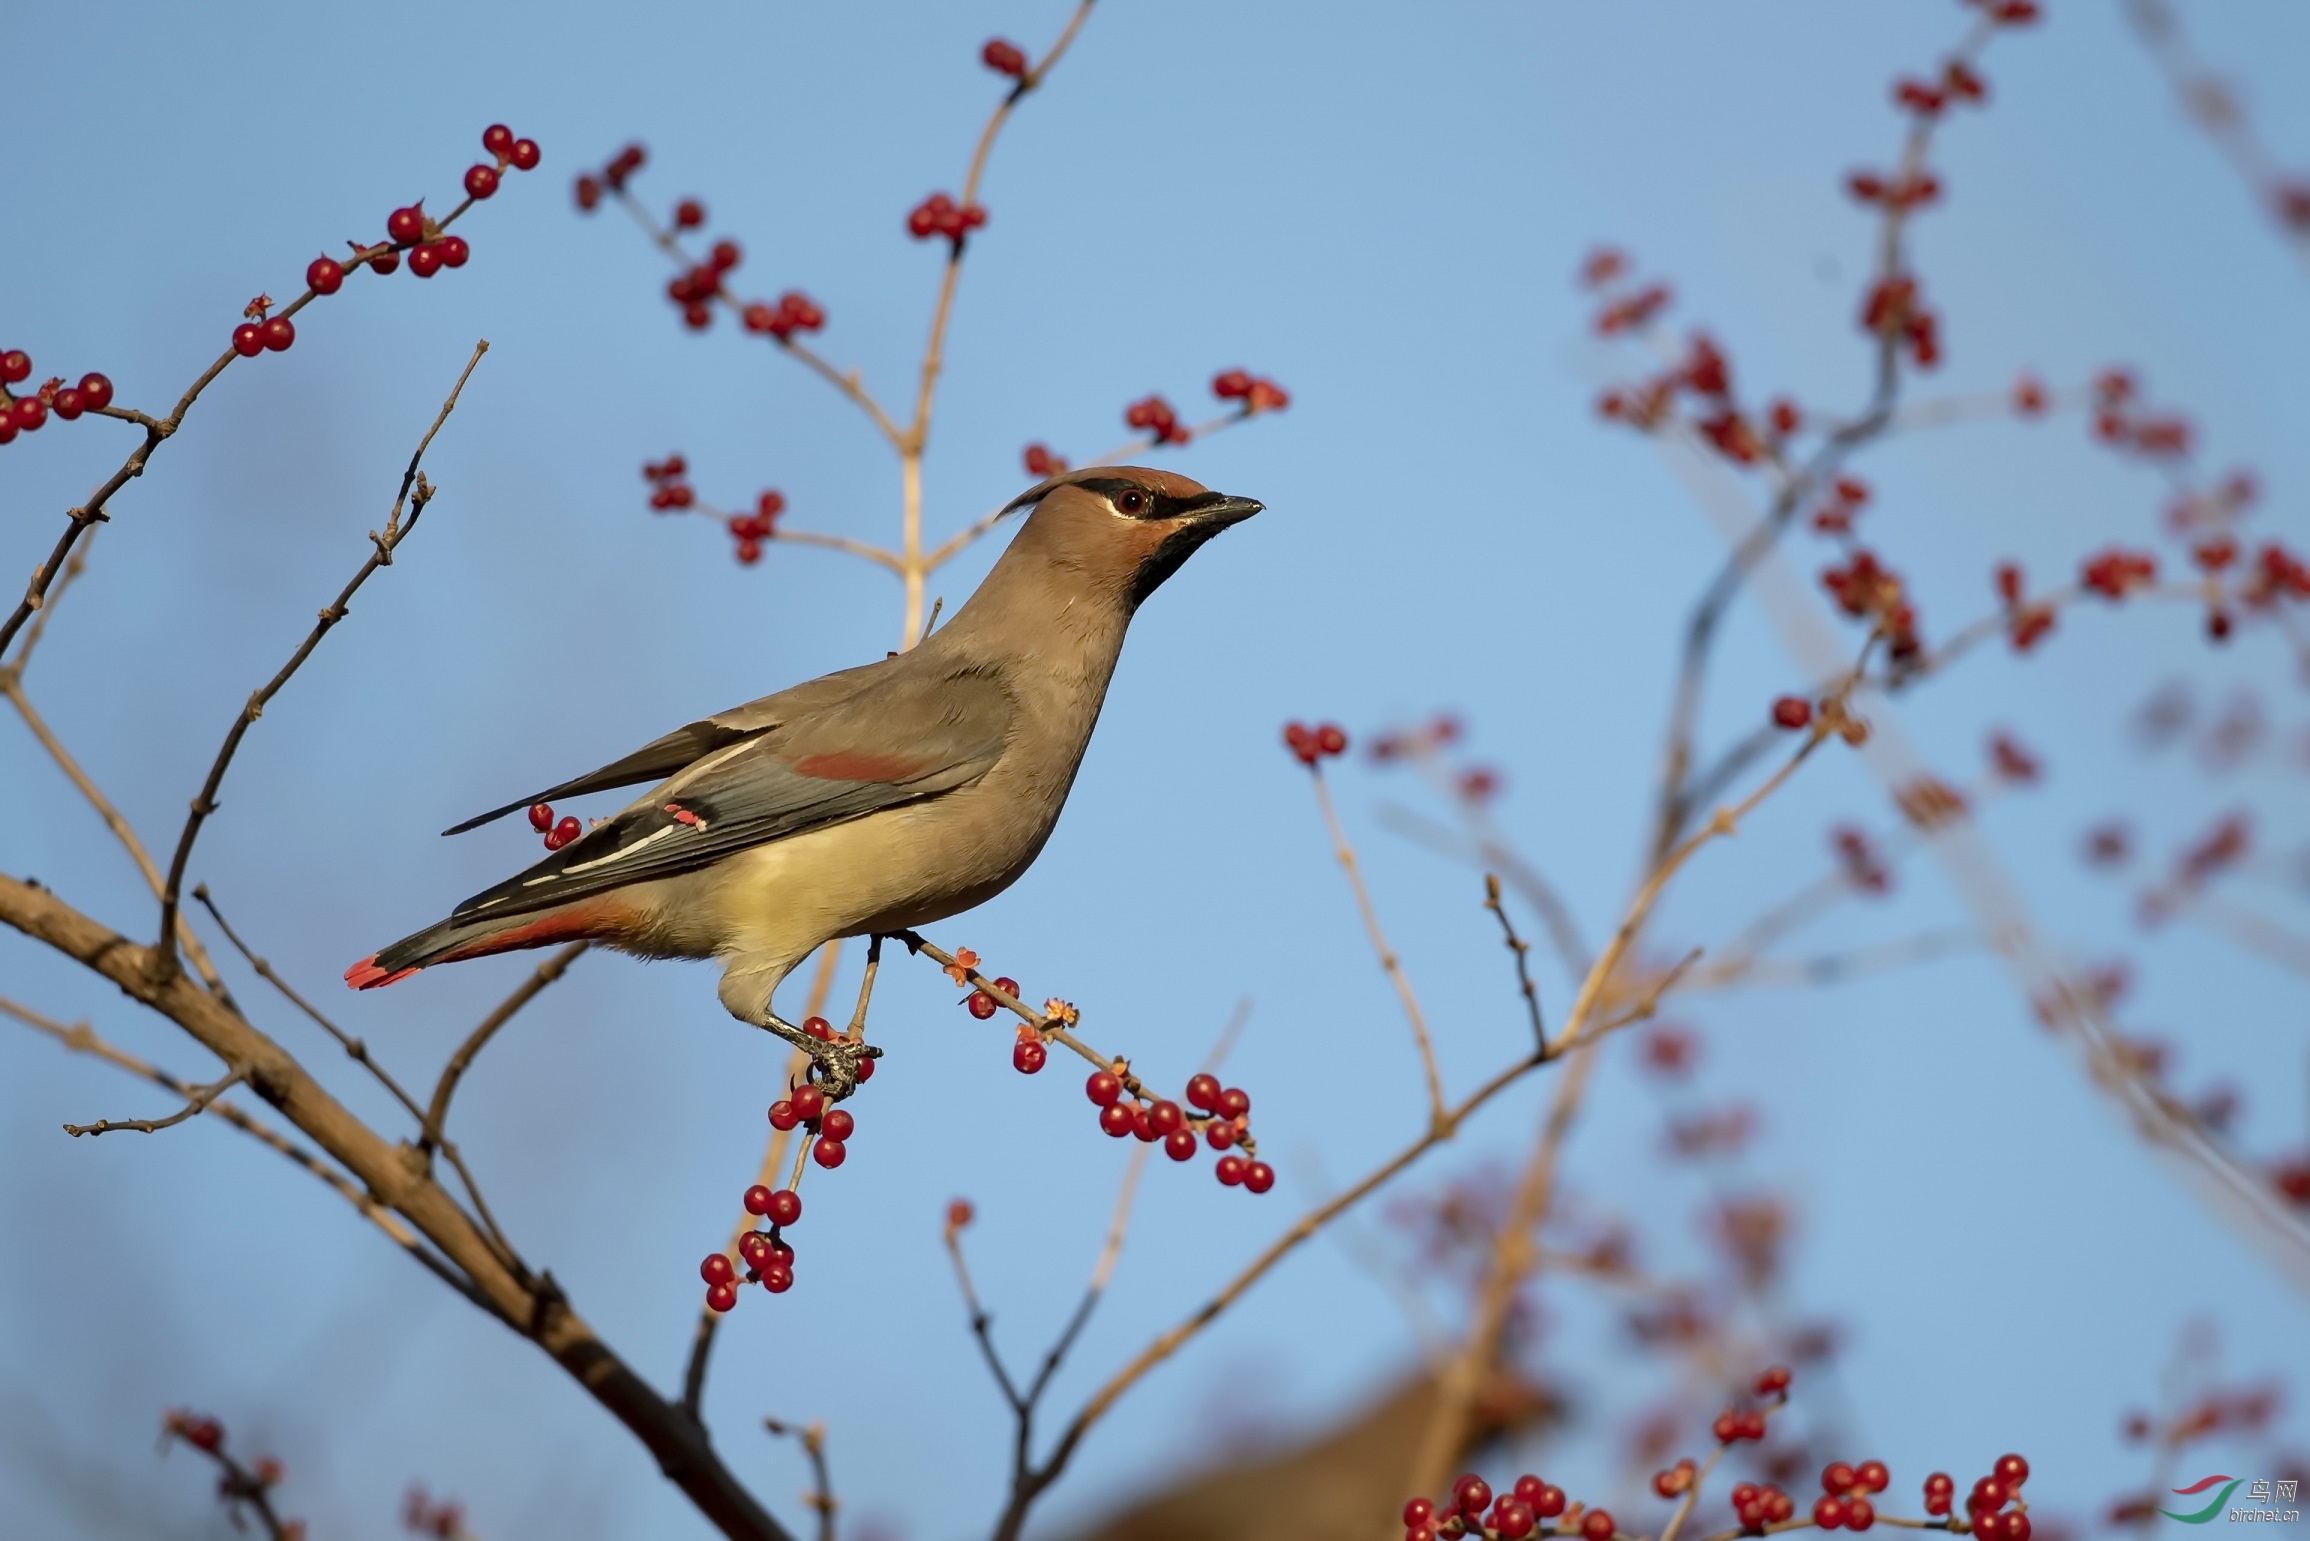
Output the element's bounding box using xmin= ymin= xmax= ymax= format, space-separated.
xmin=1582 ymin=1508 xmax=1616 ymax=1541
xmin=73 ymin=373 xmax=110 ymax=410
xmin=822 ymin=1108 xmax=855 ymax=1141
xmin=1130 ymin=1103 xmax=1156 ymax=1141
xmin=0 ymin=350 xmax=29 ymax=383
xmin=1 ymin=417 xmax=19 ymax=445
xmin=802 ymin=1016 xmax=833 ymax=1041
xmin=700 ymin=1252 xmax=735 ymax=1285
xmin=710 ymin=239 xmax=742 ymax=271
xmin=1536 ymin=1485 xmax=1567 ymax=1518
xmin=683 ymin=302 xmax=712 ymax=330
xmin=1217 ymin=1086 xmax=1250 ymax=1119
xmin=370 ymin=248 xmax=400 ymax=275
xmin=761 ymin=1264 xmax=794 ymax=1294
xmin=1857 ymin=1461 xmax=1888 ymax=1493
xmin=509 ymin=138 xmax=541 ymax=171
xmin=744 ymin=1184 xmax=774 ymax=1216
xmin=409 ymin=244 xmax=445 ymax=279
xmin=1185 ymin=1073 xmax=1221 ymax=1110
xmin=50 ymin=388 xmax=83 ymax=420
xmin=1148 ymin=1100 xmax=1184 ymax=1135
xmin=465 ymin=164 xmax=500 ymax=200
xmin=1315 ymin=723 xmax=1348 ymax=756
xmin=1099 ymin=1103 xmax=1135 ymax=1137
xmin=387 ymin=204 xmax=426 ymax=245
xmin=981 ymin=38 xmax=1028 ymax=76
xmin=768 ymin=1188 xmax=802 ymax=1226
xmin=967 ymin=992 xmax=998 ymax=1020
xmin=1847 ymin=1499 xmax=1876 ymax=1532
xmin=706 ymin=1281 xmax=738 ymax=1312
xmin=738 ymin=1231 xmax=771 ymax=1266
xmin=1215 ymin=1155 xmax=1247 ymax=1185
xmin=812 ymin=1136 xmax=846 ymax=1168
xmin=1970 ymin=1478 xmax=2006 ymax=1512
xmin=790 ymin=1084 xmax=826 ymax=1121
xmin=1973 ymin=1515 xmax=2007 ymax=1541
xmin=675 ymin=198 xmax=706 ymax=229
xmin=766 ymin=1100 xmax=798 ymax=1133
xmin=1456 ymin=1478 xmax=1493 ymax=1516
xmin=1713 ymin=1413 xmax=1738 ymax=1443
xmin=307 ymin=256 xmax=345 ymax=294
xmin=1992 ymin=1455 xmax=2028 ymax=1490
xmin=232 ymin=324 xmax=264 ymax=358
xmin=1164 ymin=1128 xmax=1197 ymax=1161
xmin=1205 ymin=1121 xmax=1235 ymax=1150
xmin=1815 ymin=1496 xmax=1847 ymax=1530
xmin=991 ymin=976 xmax=1019 ymax=999
xmin=260 ymin=317 xmax=295 ymax=352
xmin=1404 ymin=1499 xmax=1436 ymax=1527
xmin=482 ymin=123 xmax=515 ymax=156
xmin=1086 ymin=1070 xmax=1123 ymax=1106
xmin=576 ymin=175 xmax=602 ymax=211
xmin=440 ymin=236 xmax=470 ymax=268
xmin=1823 ymin=1463 xmax=1856 ymax=1495
xmin=1013 ymin=1039 xmax=1047 ymax=1074
xmin=1243 ymin=1161 xmax=1275 ymax=1193
xmin=2005 ymin=1515 xmax=2031 ymax=1541
xmin=855 ymin=1056 xmax=875 ymax=1082
xmin=1755 ymin=1365 xmax=1791 ymax=1395
xmin=1772 ymin=696 xmax=1812 ymax=729
xmin=1738 ymin=1411 xmax=1766 ymax=1440
xmin=550 ymin=815 xmax=582 ymax=848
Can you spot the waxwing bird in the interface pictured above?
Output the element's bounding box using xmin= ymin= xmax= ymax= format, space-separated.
xmin=346 ymin=467 xmax=1260 ymax=1090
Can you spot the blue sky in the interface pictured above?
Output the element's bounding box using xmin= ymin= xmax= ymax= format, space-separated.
xmin=4 ymin=3 xmax=2309 ymax=1538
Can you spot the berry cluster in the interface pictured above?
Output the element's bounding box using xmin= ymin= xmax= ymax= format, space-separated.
xmin=1819 ymin=547 xmax=1923 ymax=661
xmin=1211 ymin=368 xmax=1291 ymax=414
xmin=1086 ymin=1067 xmax=1271 ymax=1189
xmin=1022 ymin=442 xmax=1069 ymax=478
xmin=2089 ymin=370 xmax=2193 ymax=458
xmin=1402 ymin=1474 xmax=1583 ymax=1541
xmin=1809 ymin=475 xmax=1872 ymax=536
xmin=231 ymin=295 xmax=300 ymax=358
xmin=1992 ymin=562 xmax=2057 ymax=651
xmin=1831 ymin=825 xmax=1892 ymax=893
xmin=667 ymin=236 xmax=744 ymax=330
xmin=1283 ymin=720 xmax=1349 ymax=766
xmin=161 ymin=1409 xmax=304 ymax=1540
xmin=1845 ymin=168 xmax=1943 ymax=211
xmin=573 ymin=142 xmax=647 ymax=211
xmin=644 ymin=454 xmax=695 ymax=510
xmin=1728 ymin=1482 xmax=1797 ymax=1531
xmin=981 ymin=37 xmax=1028 ymax=77
xmin=908 ymin=191 xmax=988 ymax=244
xmin=527 ymin=802 xmax=583 ymax=852
xmin=0 ymin=349 xmax=114 ymax=446
xmin=2080 ymin=546 xmax=2158 ymax=600
xmin=1583 ymin=248 xmax=1670 ymax=335
xmin=743 ymin=291 xmax=827 ymax=342
xmin=403 ymin=1485 xmax=470 ymax=1539
xmin=727 ymin=491 xmax=784 ymax=565
xmin=1860 ymin=273 xmax=1941 ymax=369
xmin=700 ymin=1182 xmax=806 ymax=1312
xmin=1124 ymin=393 xmax=1189 ymax=445
xmin=1810 ymin=1459 xmax=1894 ymax=1531
xmin=1944 ymin=1454 xmax=2033 ymax=1541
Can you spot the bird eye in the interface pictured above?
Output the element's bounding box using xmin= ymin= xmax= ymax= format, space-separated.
xmin=1114 ymin=488 xmax=1149 ymax=515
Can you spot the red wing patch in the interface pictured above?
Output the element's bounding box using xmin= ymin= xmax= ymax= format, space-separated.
xmin=791 ymin=750 xmax=930 ymax=783
xmin=665 ymin=802 xmax=704 ymax=826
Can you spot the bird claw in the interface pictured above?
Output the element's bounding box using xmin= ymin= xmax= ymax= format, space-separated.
xmin=763 ymin=1014 xmax=882 ymax=1100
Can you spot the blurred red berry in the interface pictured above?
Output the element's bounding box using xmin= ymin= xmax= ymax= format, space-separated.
xmin=982 ymin=38 xmax=1027 ymax=76
xmin=576 ymin=175 xmax=602 ymax=211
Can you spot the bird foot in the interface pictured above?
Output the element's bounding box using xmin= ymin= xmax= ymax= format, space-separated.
xmin=762 ymin=1014 xmax=882 ymax=1100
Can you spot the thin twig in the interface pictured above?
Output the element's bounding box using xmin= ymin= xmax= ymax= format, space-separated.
xmin=1484 ymin=875 xmax=1547 ymax=1050
xmin=195 ymin=884 xmax=424 ymax=1120
xmin=1311 ymin=767 xmax=1448 ymax=1127
xmin=64 ymin=1065 xmax=246 ymax=1137
xmin=156 ymin=341 xmax=489 ymax=974
xmin=761 ymin=1419 xmax=836 ymax=1541
xmin=418 ymin=940 xmax=590 ymax=1157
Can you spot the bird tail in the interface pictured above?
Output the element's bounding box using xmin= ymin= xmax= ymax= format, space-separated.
xmin=345 ymin=902 xmax=620 ymax=990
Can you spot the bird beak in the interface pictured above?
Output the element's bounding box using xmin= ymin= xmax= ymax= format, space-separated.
xmin=1181 ymin=493 xmax=1263 ymax=527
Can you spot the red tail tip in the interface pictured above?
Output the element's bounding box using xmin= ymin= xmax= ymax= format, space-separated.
xmin=344 ymin=953 xmax=419 ymax=990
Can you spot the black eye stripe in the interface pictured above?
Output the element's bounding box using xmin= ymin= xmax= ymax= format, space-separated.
xmin=1072 ymin=477 xmax=1230 ymax=521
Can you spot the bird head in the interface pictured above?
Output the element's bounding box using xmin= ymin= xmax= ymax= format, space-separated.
xmin=998 ymin=466 xmax=1263 ymax=610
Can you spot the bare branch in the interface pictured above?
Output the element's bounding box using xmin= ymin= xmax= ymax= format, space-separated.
xmin=156 ymin=341 xmax=490 ymax=975
xmin=63 ymin=1064 xmax=245 ymax=1137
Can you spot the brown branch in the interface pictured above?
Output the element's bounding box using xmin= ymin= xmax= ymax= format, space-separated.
xmin=155 ymin=341 xmax=489 ymax=976
xmin=1312 ymin=767 xmax=1448 ymax=1127
xmin=761 ymin=1419 xmax=836 ymax=1541
xmin=0 ymin=873 xmax=797 ymax=1541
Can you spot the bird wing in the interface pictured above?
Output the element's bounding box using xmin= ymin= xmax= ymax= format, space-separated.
xmin=446 ymin=666 xmax=1015 ymax=923
xmin=439 ymin=660 xmax=887 ymax=835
